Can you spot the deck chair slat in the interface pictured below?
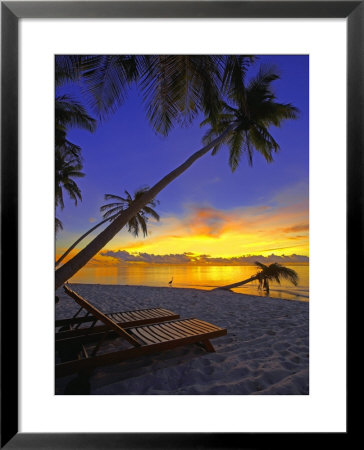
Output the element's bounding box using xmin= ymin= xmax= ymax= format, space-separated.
xmin=119 ymin=312 xmax=137 ymax=321
xmin=184 ymin=319 xmax=217 ymax=334
xmin=130 ymin=311 xmax=151 ymax=321
xmin=159 ymin=323 xmax=186 ymax=338
xmin=127 ymin=312 xmax=147 ymax=321
xmin=158 ymin=308 xmax=175 ymax=316
xmin=151 ymin=323 xmax=184 ymax=340
xmin=143 ymin=308 xmax=164 ymax=315
xmin=144 ymin=326 xmax=172 ymax=342
xmin=190 ymin=318 xmax=217 ymax=329
xmin=138 ymin=327 xmax=166 ymax=344
xmin=142 ymin=309 xmax=163 ymax=318
xmin=155 ymin=322 xmax=186 ymax=338
xmin=171 ymin=321 xmax=202 ymax=336
xmin=126 ymin=312 xmax=143 ymax=322
xmin=131 ymin=310 xmax=152 ymax=320
xmin=146 ymin=325 xmax=175 ymax=342
xmin=170 ymin=321 xmax=202 ymax=336
xmin=193 ymin=318 xmax=222 ymax=331
xmin=184 ymin=319 xmax=217 ymax=333
xmin=142 ymin=308 xmax=163 ymax=316
xmin=176 ymin=321 xmax=206 ymax=335
xmin=157 ymin=322 xmax=189 ymax=339
xmin=136 ymin=311 xmax=158 ymax=321
xmin=150 ymin=308 xmax=168 ymax=316
xmin=188 ymin=323 xmax=218 ymax=336
xmin=129 ymin=328 xmax=157 ymax=346
xmin=148 ymin=309 xmax=168 ymax=318
xmin=150 ymin=309 xmax=169 ymax=317
xmin=121 ymin=311 xmax=141 ymax=321
xmin=109 ymin=313 xmax=125 ymax=322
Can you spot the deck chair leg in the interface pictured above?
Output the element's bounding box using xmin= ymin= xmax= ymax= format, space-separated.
xmin=201 ymin=339 xmax=215 ymax=352
xmin=91 ymin=331 xmax=110 ymax=357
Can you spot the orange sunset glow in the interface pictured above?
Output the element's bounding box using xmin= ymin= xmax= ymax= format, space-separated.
xmin=56 ymin=192 xmax=309 ymax=268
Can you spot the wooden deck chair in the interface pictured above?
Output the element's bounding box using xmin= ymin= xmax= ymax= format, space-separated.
xmin=56 ymin=286 xmax=180 ymax=340
xmin=56 ymin=286 xmax=227 ymax=378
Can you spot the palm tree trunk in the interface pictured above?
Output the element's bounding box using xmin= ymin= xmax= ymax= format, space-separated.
xmin=212 ymin=275 xmax=258 ymax=291
xmin=55 ymin=213 xmax=119 ymax=268
xmin=55 ymin=124 xmax=236 ymax=289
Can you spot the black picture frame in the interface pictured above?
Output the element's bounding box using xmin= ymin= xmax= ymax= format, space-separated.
xmin=1 ymin=1 xmax=357 ymax=448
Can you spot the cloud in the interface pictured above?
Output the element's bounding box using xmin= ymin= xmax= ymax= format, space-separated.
xmin=101 ymin=249 xmax=308 ymax=265
xmin=280 ymin=223 xmax=309 ymax=233
xmin=102 ymin=250 xmax=191 ymax=264
xmin=186 ymin=206 xmax=227 ymax=237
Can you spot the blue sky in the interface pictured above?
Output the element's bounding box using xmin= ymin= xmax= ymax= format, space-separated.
xmin=56 ymin=55 xmax=309 ymax=264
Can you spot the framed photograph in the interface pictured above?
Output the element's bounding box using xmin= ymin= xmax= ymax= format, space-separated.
xmin=2 ymin=1 xmax=357 ymax=447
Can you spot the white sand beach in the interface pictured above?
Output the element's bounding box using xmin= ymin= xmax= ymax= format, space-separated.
xmin=55 ymin=283 xmax=309 ymax=395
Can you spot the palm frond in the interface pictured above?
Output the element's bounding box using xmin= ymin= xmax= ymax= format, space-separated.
xmin=141 ymin=56 xmax=223 ymax=135
xmin=228 ymin=130 xmax=244 ymax=172
xmin=248 ymin=64 xmax=280 ymax=93
xmin=222 ymin=55 xmax=254 ymax=108
xmin=141 ymin=206 xmax=160 ymax=221
xmin=103 ymin=193 xmax=126 ymax=202
xmin=55 ymin=217 xmax=63 ymax=233
xmin=100 ymin=202 xmax=125 ymax=212
xmin=101 ymin=206 xmax=124 ymax=219
xmin=81 ymin=55 xmax=140 ymax=117
xmin=254 ymin=262 xmax=299 ymax=291
xmin=137 ymin=214 xmax=149 ymax=237
xmin=255 ymin=261 xmax=268 ymax=271
xmin=55 ymin=55 xmax=84 ymax=87
xmin=56 ymin=95 xmax=97 ymax=132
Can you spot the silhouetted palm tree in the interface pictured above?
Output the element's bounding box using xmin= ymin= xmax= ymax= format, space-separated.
xmin=101 ymin=187 xmax=160 ymax=237
xmin=55 ymin=57 xmax=97 ymax=234
xmin=55 ymin=58 xmax=298 ymax=288
xmin=55 ymin=94 xmax=96 ymax=154
xmin=201 ymin=65 xmax=298 ymax=171
xmin=55 ymin=55 xmax=84 ymax=87
xmin=55 ymin=148 xmax=85 ymax=233
xmin=214 ymin=261 xmax=299 ymax=293
xmin=55 ymin=187 xmax=159 ymax=266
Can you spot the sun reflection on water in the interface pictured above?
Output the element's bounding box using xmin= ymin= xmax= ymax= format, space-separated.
xmin=68 ymin=264 xmax=309 ymax=301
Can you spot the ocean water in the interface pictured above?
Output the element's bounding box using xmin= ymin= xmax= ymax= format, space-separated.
xmin=69 ymin=264 xmax=309 ymax=301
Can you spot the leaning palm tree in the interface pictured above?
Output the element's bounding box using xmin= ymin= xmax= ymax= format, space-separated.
xmin=214 ymin=262 xmax=299 ymax=293
xmin=55 ymin=187 xmax=159 ymax=267
xmin=55 ymin=61 xmax=298 ymax=289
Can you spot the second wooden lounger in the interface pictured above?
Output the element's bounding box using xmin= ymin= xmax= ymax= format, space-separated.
xmin=56 ymin=285 xmax=179 ymax=340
